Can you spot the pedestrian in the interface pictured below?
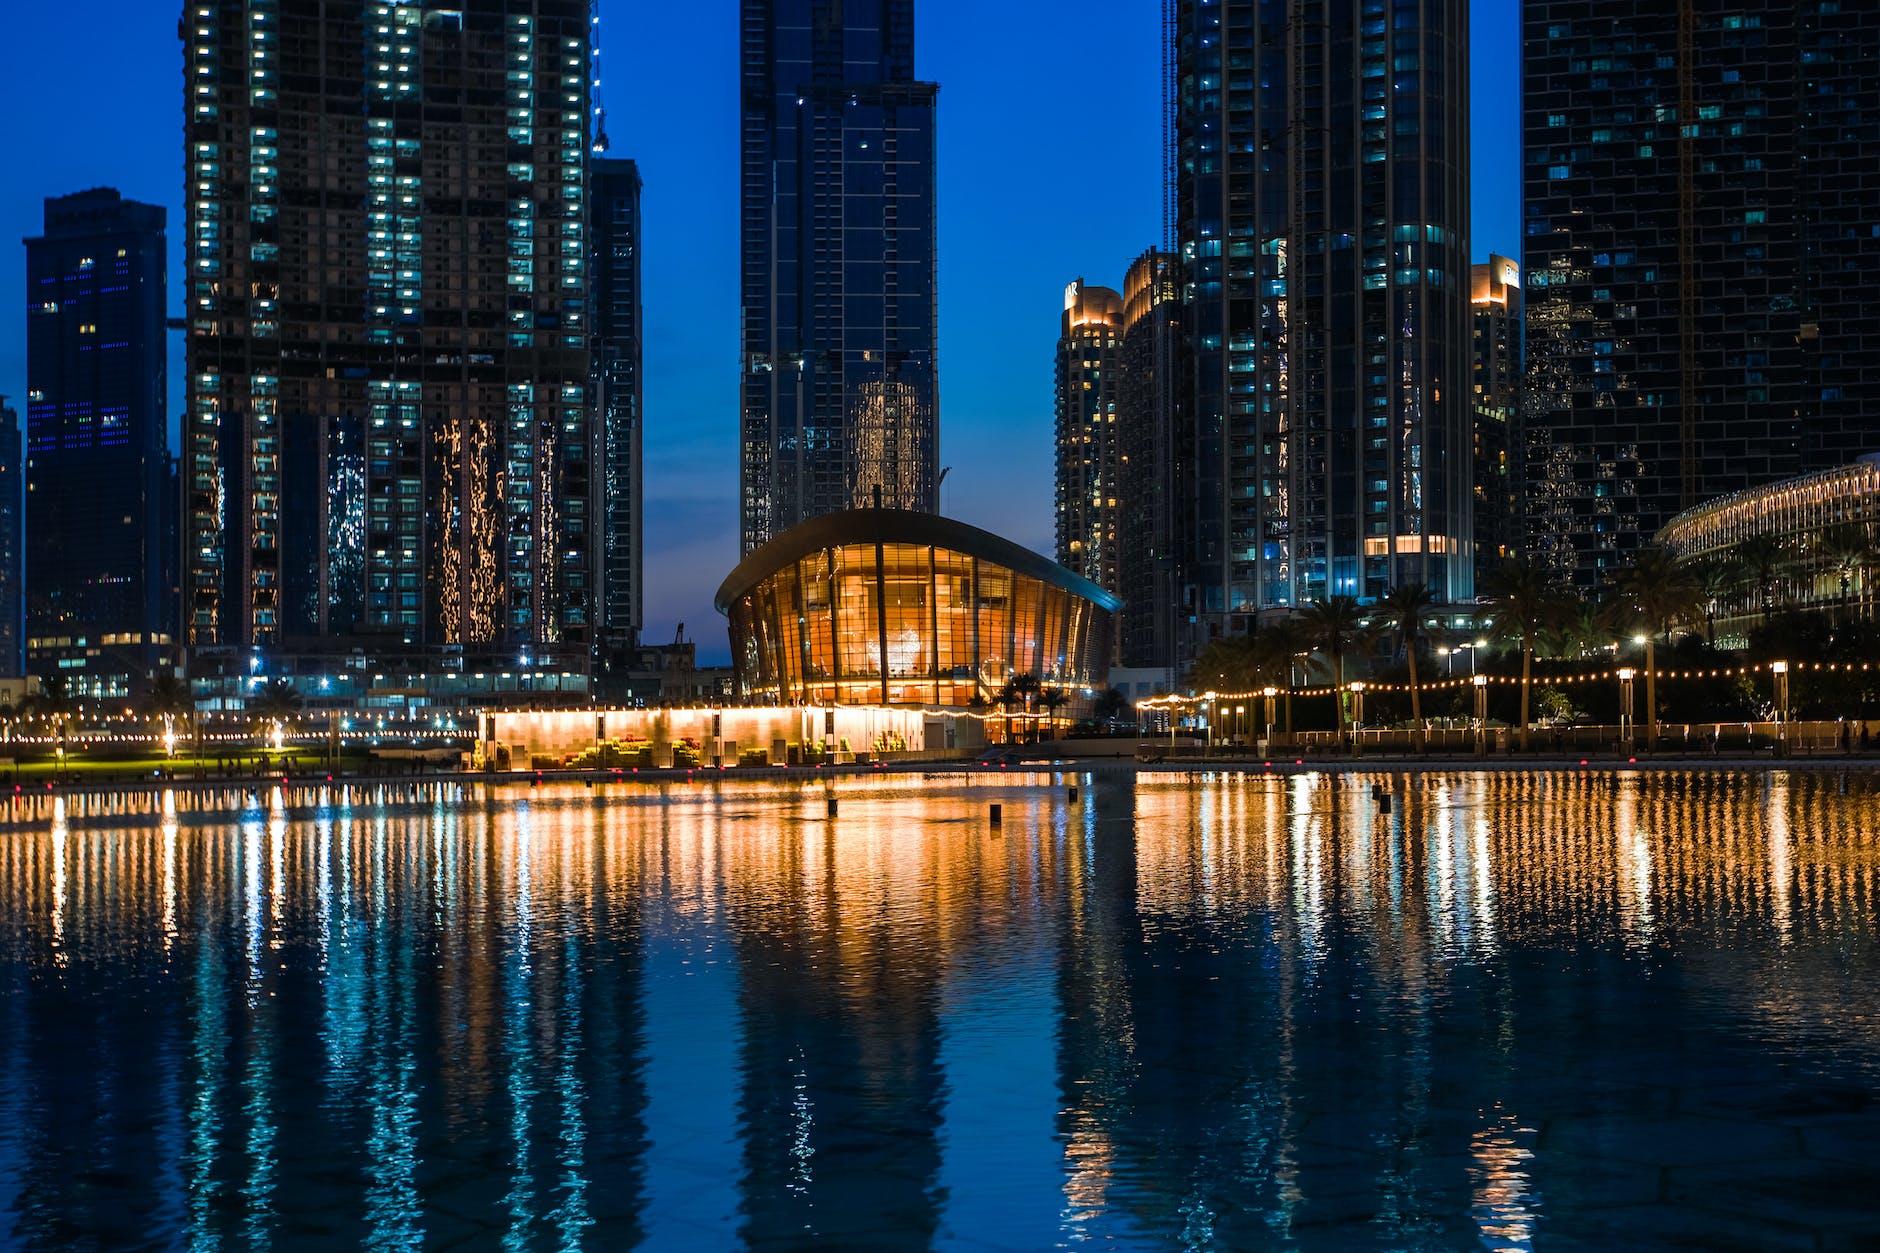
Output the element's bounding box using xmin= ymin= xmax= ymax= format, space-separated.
xmin=1844 ymin=722 xmax=1854 ymax=756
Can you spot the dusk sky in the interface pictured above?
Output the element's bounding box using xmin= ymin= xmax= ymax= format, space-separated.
xmin=1 ymin=1 xmax=1518 ymax=663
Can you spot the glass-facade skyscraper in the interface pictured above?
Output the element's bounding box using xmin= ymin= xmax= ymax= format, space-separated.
xmin=0 ymin=400 xmax=20 ymax=680
xmin=183 ymin=1 xmax=594 ymax=667
xmin=739 ymin=0 xmax=940 ymax=555
xmin=1472 ymin=254 xmax=1521 ymax=565
xmin=1054 ymin=280 xmax=1124 ymax=597
xmin=1174 ymin=0 xmax=1473 ymax=647
xmin=1116 ymin=249 xmax=1184 ymax=672
xmin=23 ymin=189 xmax=174 ymax=697
xmin=592 ymin=157 xmax=643 ymax=671
xmin=1523 ymin=3 xmax=1880 ymax=587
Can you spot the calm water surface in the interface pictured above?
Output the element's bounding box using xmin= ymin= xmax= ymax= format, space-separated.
xmin=2 ymin=769 xmax=1878 ymax=1251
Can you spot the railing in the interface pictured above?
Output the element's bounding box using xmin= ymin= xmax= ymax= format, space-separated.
xmin=1148 ymin=721 xmax=1872 ymax=760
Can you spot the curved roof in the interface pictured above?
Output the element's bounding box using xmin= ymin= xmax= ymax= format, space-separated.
xmin=715 ymin=508 xmax=1124 ymax=613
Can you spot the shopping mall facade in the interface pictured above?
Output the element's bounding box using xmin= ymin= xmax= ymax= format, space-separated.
xmin=715 ymin=509 xmax=1121 ymax=708
xmin=1659 ymin=454 xmax=1880 ymax=642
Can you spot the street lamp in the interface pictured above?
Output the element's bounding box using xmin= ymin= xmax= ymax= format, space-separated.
xmin=1619 ymin=668 xmax=1637 ymax=753
xmin=1262 ymin=687 xmax=1279 ymax=748
xmin=1772 ymin=661 xmax=1791 ymax=756
xmin=1438 ymin=646 xmax=1452 ymax=676
xmin=1348 ymin=682 xmax=1365 ymax=757
xmin=1472 ymin=674 xmax=1489 ymax=756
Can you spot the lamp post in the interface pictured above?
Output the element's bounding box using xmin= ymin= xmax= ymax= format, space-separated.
xmin=1262 ymin=686 xmax=1279 ymax=750
xmin=1633 ymin=633 xmax=1657 ymax=751
xmin=1439 ymin=646 xmax=1452 ymax=676
xmin=1348 ymin=682 xmax=1365 ymax=758
xmin=1619 ymin=668 xmax=1637 ymax=754
xmin=1772 ymin=661 xmax=1791 ymax=756
xmin=1472 ymin=674 xmax=1489 ymax=756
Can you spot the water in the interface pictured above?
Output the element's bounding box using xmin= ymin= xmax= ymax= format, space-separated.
xmin=2 ymin=769 xmax=1878 ymax=1251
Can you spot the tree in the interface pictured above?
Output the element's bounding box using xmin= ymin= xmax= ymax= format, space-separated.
xmin=998 ymin=674 xmax=1042 ymax=742
xmin=1092 ymin=687 xmax=1130 ymax=729
xmin=143 ymin=673 xmax=193 ymax=719
xmin=1299 ymin=596 xmax=1370 ymax=735
xmin=1616 ymin=547 xmax=1701 ymax=750
xmin=1697 ymin=557 xmax=1746 ymax=648
xmin=1254 ymin=618 xmax=1312 ymax=738
xmin=1378 ymin=583 xmax=1440 ymax=751
xmin=1819 ymin=523 xmax=1875 ymax=625
xmin=1483 ymin=558 xmax=1566 ymax=752
xmin=1039 ymin=686 xmax=1069 ymax=741
xmin=251 ymin=679 xmax=304 ymax=732
xmin=1735 ymin=534 xmax=1792 ymax=624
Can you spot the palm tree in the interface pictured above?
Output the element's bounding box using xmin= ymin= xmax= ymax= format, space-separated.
xmin=1254 ymin=618 xmax=1312 ymax=739
xmin=1092 ymin=687 xmax=1130 ymax=729
xmin=1482 ymin=558 xmax=1565 ymax=752
xmin=143 ymin=673 xmax=192 ymax=719
xmin=1616 ymin=547 xmax=1701 ymax=750
xmin=1299 ymin=596 xmax=1370 ymax=736
xmin=1379 ymin=583 xmax=1440 ymax=751
xmin=1697 ymin=556 xmax=1746 ymax=648
xmin=1735 ymin=534 xmax=1790 ymax=623
xmin=998 ymin=674 xmax=1042 ymax=743
xmin=251 ymin=679 xmax=303 ymax=748
xmin=1186 ymin=633 xmax=1259 ymax=694
xmin=1039 ymin=686 xmax=1069 ymax=741
xmin=1819 ymin=523 xmax=1875 ymax=624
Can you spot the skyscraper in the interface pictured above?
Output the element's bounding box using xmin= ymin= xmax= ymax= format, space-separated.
xmin=183 ymin=2 xmax=593 ymax=668
xmin=1174 ymin=0 xmax=1473 ymax=647
xmin=23 ymin=189 xmax=173 ymax=697
xmin=1054 ymin=280 xmax=1123 ymax=595
xmin=1116 ymin=248 xmax=1184 ymax=672
xmin=0 ymin=400 xmax=20 ymax=680
xmin=1472 ymin=254 xmax=1521 ymax=565
xmin=739 ymin=0 xmax=940 ymax=555
xmin=592 ymin=157 xmax=644 ymax=673
xmin=1523 ymin=3 xmax=1880 ymax=587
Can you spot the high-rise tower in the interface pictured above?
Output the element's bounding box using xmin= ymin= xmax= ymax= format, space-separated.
xmin=592 ymin=157 xmax=643 ymax=672
xmin=1116 ymin=248 xmax=1184 ymax=672
xmin=1173 ymin=0 xmax=1473 ymax=646
xmin=182 ymin=1 xmax=593 ymax=667
xmin=1054 ymin=280 xmax=1124 ymax=596
xmin=1472 ymin=255 xmax=1521 ymax=565
xmin=1523 ymin=3 xmax=1880 ymax=587
xmin=23 ymin=189 xmax=174 ymax=696
xmin=0 ymin=400 xmax=20 ymax=680
xmin=739 ymin=0 xmax=939 ymax=555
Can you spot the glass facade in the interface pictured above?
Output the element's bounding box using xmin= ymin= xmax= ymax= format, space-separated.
xmin=1473 ymin=256 xmax=1522 ymax=564
xmin=23 ymin=189 xmax=175 ymax=697
xmin=1660 ymin=457 xmax=1880 ymax=644
xmin=184 ymin=1 xmax=594 ymax=669
xmin=1054 ymin=281 xmax=1124 ymax=610
xmin=718 ymin=511 xmax=1118 ymax=707
xmin=1523 ymin=2 xmax=1880 ymax=591
xmin=1174 ymin=0 xmax=1474 ymax=639
xmin=1116 ymin=249 xmax=1185 ymax=673
xmin=592 ymin=158 xmax=643 ymax=664
xmin=738 ymin=0 xmax=940 ymax=555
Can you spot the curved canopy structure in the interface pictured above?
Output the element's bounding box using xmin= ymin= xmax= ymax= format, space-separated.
xmin=716 ymin=508 xmax=1120 ymax=707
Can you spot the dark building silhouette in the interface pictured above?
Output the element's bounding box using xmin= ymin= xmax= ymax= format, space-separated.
xmin=0 ymin=400 xmax=20 ymax=679
xmin=1173 ymin=0 xmax=1473 ymax=652
xmin=739 ymin=0 xmax=939 ymax=555
xmin=1472 ymin=255 xmax=1521 ymax=565
xmin=592 ymin=157 xmax=644 ymax=682
xmin=23 ymin=189 xmax=173 ymax=697
xmin=1523 ymin=2 xmax=1880 ymax=587
xmin=1116 ymin=248 xmax=1185 ymax=672
xmin=183 ymin=2 xmax=594 ymax=671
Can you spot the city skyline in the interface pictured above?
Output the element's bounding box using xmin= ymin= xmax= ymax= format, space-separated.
xmin=0 ymin=1 xmax=1519 ymax=663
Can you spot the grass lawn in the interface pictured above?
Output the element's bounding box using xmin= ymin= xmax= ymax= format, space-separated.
xmin=2 ymin=751 xmax=358 ymax=784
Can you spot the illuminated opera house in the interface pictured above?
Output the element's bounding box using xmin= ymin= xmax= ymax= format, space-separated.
xmin=715 ymin=508 xmax=1121 ymax=708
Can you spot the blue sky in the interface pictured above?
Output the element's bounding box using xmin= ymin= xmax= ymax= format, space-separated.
xmin=1 ymin=1 xmax=1519 ymax=661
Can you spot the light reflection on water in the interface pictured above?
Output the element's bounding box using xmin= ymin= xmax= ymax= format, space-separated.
xmin=1 ymin=770 xmax=1878 ymax=1251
